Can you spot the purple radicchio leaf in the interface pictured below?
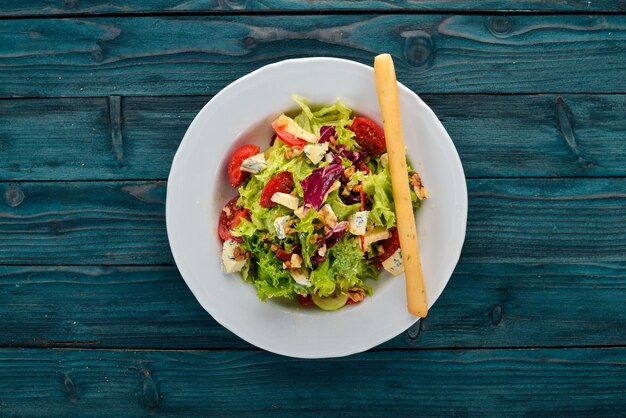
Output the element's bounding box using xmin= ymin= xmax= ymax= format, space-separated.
xmin=310 ymin=221 xmax=348 ymax=265
xmin=318 ymin=126 xmax=336 ymax=144
xmin=300 ymin=159 xmax=344 ymax=210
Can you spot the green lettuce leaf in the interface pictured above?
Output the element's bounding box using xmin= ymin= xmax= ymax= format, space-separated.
xmin=361 ymin=166 xmax=396 ymax=229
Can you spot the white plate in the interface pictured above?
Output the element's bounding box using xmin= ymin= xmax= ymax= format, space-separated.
xmin=166 ymin=57 xmax=467 ymax=358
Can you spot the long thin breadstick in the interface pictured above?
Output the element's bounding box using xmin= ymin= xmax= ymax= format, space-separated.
xmin=374 ymin=53 xmax=428 ymax=317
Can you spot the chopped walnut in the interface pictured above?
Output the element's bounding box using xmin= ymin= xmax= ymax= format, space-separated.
xmin=310 ymin=233 xmax=321 ymax=244
xmin=270 ymin=243 xmax=280 ymax=252
xmin=282 ymin=261 xmax=292 ymax=269
xmin=343 ymin=166 xmax=356 ymax=180
xmin=284 ymin=226 xmax=296 ymax=235
xmin=284 ymin=146 xmax=304 ymax=159
xmin=347 ymin=287 xmax=366 ymax=303
xmin=411 ymin=172 xmax=428 ymax=200
xmin=233 ymin=246 xmax=249 ymax=261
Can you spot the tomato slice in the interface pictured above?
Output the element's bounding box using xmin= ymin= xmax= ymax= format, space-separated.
xmin=228 ymin=144 xmax=260 ymax=188
xmin=218 ymin=196 xmax=250 ymax=242
xmin=376 ymin=227 xmax=400 ymax=263
xmin=297 ymin=294 xmax=313 ymax=307
xmin=260 ymin=171 xmax=295 ymax=208
xmin=271 ymin=114 xmax=316 ymax=147
xmin=349 ymin=117 xmax=386 ymax=156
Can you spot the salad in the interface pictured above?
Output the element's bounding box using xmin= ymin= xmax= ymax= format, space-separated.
xmin=219 ymin=97 xmax=427 ymax=311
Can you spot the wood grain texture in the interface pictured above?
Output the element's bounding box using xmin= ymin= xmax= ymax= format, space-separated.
xmin=1 ymin=0 xmax=624 ymax=15
xmin=3 ymin=94 xmax=625 ymax=181
xmin=1 ymin=15 xmax=625 ymax=97
xmin=0 ymin=263 xmax=624 ymax=349
xmin=0 ymin=181 xmax=171 ymax=265
xmin=0 ymin=348 xmax=624 ymax=416
xmin=1 ymin=178 xmax=624 ymax=265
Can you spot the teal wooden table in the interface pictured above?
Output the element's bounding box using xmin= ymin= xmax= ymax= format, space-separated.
xmin=1 ymin=1 xmax=625 ymax=416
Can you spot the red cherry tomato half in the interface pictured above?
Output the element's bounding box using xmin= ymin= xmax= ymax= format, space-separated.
xmin=376 ymin=227 xmax=400 ymax=263
xmin=228 ymin=144 xmax=260 ymax=188
xmin=275 ymin=249 xmax=291 ymax=262
xmin=272 ymin=115 xmax=316 ymax=147
xmin=297 ymin=295 xmax=313 ymax=307
xmin=218 ymin=196 xmax=250 ymax=242
xmin=349 ymin=117 xmax=386 ymax=156
xmin=260 ymin=171 xmax=295 ymax=208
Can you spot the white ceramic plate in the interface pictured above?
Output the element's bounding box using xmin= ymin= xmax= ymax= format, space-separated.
xmin=166 ymin=57 xmax=467 ymax=358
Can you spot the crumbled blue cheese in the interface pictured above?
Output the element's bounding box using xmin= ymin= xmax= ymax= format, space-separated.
xmin=271 ymin=192 xmax=299 ymax=210
xmin=319 ymin=204 xmax=338 ymax=227
xmin=380 ymin=153 xmax=388 ymax=168
xmin=273 ymin=215 xmax=290 ymax=240
xmin=290 ymin=269 xmax=311 ymax=287
xmin=382 ymin=248 xmax=404 ymax=276
xmin=221 ymin=239 xmax=246 ymax=273
xmin=304 ymin=142 xmax=329 ymax=165
xmin=348 ymin=211 xmax=369 ymax=236
xmin=363 ymin=227 xmax=392 ymax=250
xmin=324 ymin=152 xmax=334 ymax=164
xmin=240 ymin=153 xmax=267 ymax=174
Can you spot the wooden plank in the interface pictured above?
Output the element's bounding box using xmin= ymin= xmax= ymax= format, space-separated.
xmin=3 ymin=94 xmax=625 ymax=181
xmin=1 ymin=15 xmax=625 ymax=97
xmin=0 ymin=181 xmax=171 ymax=265
xmin=0 ymin=0 xmax=623 ymax=15
xmin=0 ymin=263 xmax=624 ymax=349
xmin=0 ymin=178 xmax=624 ymax=265
xmin=0 ymin=348 xmax=623 ymax=416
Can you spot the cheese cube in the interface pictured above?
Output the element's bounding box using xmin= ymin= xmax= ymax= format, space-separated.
xmin=290 ymin=269 xmax=311 ymax=287
xmin=319 ymin=204 xmax=338 ymax=228
xmin=221 ymin=240 xmax=246 ymax=273
xmin=363 ymin=227 xmax=391 ymax=250
xmin=382 ymin=248 xmax=404 ymax=276
xmin=304 ymin=142 xmax=329 ymax=165
xmin=271 ymin=192 xmax=299 ymax=210
xmin=273 ymin=215 xmax=290 ymax=240
xmin=348 ymin=211 xmax=369 ymax=236
xmin=240 ymin=153 xmax=267 ymax=174
xmin=325 ymin=152 xmax=334 ymax=164
xmin=294 ymin=206 xmax=306 ymax=219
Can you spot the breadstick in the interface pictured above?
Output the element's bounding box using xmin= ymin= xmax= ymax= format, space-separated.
xmin=374 ymin=53 xmax=428 ymax=317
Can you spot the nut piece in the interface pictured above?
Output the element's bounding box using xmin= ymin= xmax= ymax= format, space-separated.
xmin=411 ymin=172 xmax=428 ymax=200
xmin=270 ymin=243 xmax=280 ymax=252
xmin=290 ymin=253 xmax=302 ymax=269
xmin=233 ymin=246 xmax=249 ymax=261
xmin=310 ymin=233 xmax=321 ymax=244
xmin=347 ymin=287 xmax=366 ymax=303
xmin=284 ymin=146 xmax=304 ymax=159
xmin=343 ymin=166 xmax=356 ymax=180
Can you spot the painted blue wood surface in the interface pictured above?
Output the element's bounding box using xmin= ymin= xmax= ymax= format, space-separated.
xmin=1 ymin=0 xmax=623 ymax=15
xmin=0 ymin=348 xmax=624 ymax=415
xmin=1 ymin=15 xmax=626 ymax=97
xmin=3 ymin=94 xmax=625 ymax=181
xmin=0 ymin=4 xmax=625 ymax=416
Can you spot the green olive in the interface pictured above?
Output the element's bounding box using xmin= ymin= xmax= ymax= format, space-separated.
xmin=311 ymin=293 xmax=349 ymax=311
